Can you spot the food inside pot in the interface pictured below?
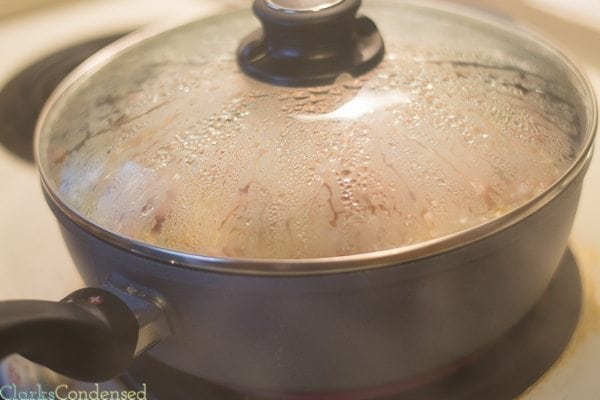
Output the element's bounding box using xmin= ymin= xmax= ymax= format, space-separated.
xmin=39 ymin=6 xmax=581 ymax=259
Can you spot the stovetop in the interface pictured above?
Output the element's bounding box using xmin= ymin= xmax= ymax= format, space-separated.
xmin=0 ymin=1 xmax=599 ymax=399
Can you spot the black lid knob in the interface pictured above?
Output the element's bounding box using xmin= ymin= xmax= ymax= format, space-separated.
xmin=237 ymin=0 xmax=385 ymax=87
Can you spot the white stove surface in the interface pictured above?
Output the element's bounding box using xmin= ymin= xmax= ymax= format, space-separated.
xmin=0 ymin=1 xmax=599 ymax=399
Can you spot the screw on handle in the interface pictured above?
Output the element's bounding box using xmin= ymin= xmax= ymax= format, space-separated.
xmin=0 ymin=288 xmax=138 ymax=382
xmin=237 ymin=0 xmax=384 ymax=86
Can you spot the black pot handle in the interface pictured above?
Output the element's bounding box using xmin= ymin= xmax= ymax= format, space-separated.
xmin=0 ymin=288 xmax=138 ymax=382
xmin=238 ymin=0 xmax=385 ymax=86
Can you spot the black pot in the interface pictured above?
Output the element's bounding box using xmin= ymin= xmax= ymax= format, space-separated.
xmin=0 ymin=0 xmax=597 ymax=397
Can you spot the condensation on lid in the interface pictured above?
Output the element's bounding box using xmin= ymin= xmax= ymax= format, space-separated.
xmin=37 ymin=1 xmax=594 ymax=260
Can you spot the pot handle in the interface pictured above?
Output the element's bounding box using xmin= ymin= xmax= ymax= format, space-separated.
xmin=0 ymin=288 xmax=137 ymax=381
xmin=0 ymin=278 xmax=172 ymax=382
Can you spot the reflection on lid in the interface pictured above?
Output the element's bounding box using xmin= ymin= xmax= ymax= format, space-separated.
xmin=294 ymin=88 xmax=411 ymax=121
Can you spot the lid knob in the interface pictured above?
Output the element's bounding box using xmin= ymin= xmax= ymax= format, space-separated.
xmin=237 ymin=0 xmax=385 ymax=86
xmin=265 ymin=0 xmax=345 ymax=12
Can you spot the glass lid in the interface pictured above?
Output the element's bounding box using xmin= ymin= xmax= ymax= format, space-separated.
xmin=36 ymin=0 xmax=596 ymax=265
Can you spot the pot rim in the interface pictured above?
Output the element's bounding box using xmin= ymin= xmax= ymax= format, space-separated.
xmin=35 ymin=0 xmax=598 ymax=276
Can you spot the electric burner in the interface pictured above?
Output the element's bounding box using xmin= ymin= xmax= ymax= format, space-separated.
xmin=0 ymin=249 xmax=582 ymax=400
xmin=0 ymin=33 xmax=125 ymax=162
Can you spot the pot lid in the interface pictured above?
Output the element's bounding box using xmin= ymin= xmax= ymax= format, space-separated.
xmin=36 ymin=0 xmax=596 ymax=264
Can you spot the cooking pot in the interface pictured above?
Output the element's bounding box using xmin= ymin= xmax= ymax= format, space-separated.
xmin=0 ymin=0 xmax=597 ymax=397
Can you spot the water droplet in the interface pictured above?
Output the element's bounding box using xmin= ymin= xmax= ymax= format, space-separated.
xmin=308 ymin=87 xmax=330 ymax=95
xmin=343 ymin=80 xmax=363 ymax=90
xmin=292 ymin=91 xmax=309 ymax=100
